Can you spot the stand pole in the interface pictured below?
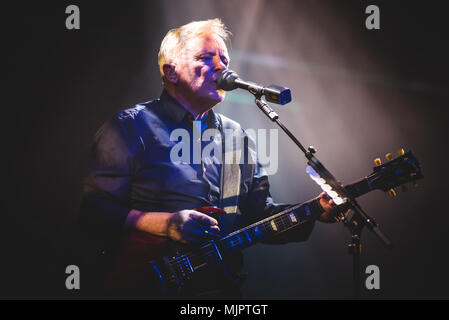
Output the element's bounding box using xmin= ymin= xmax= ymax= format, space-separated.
xmin=348 ymin=228 xmax=362 ymax=299
xmin=353 ymin=234 xmax=361 ymax=299
xmin=253 ymin=95 xmax=392 ymax=299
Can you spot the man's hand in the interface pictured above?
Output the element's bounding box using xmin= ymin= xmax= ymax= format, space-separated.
xmin=125 ymin=209 xmax=220 ymax=243
xmin=318 ymin=192 xmax=350 ymax=223
xmin=167 ymin=210 xmax=220 ymax=243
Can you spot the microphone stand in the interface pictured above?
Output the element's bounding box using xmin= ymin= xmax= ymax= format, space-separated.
xmin=253 ymin=94 xmax=392 ymax=299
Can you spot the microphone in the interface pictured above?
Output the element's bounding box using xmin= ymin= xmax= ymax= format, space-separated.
xmin=216 ymin=69 xmax=292 ymax=105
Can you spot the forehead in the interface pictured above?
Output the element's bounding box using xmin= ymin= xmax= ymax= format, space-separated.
xmin=183 ymin=34 xmax=229 ymax=56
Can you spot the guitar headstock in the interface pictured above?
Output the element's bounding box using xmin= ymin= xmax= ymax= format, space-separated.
xmin=369 ymin=149 xmax=423 ymax=194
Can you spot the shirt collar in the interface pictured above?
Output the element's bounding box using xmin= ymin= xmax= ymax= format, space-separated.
xmin=159 ymin=89 xmax=220 ymax=130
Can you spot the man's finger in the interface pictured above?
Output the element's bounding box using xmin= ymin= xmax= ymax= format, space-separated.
xmin=184 ymin=223 xmax=211 ymax=241
xmin=321 ymin=192 xmax=331 ymax=200
xmin=194 ymin=220 xmax=221 ymax=236
xmin=204 ymin=225 xmax=221 ymax=237
xmin=190 ymin=211 xmax=219 ymax=226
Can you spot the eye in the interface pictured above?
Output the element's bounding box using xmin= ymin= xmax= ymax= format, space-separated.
xmin=198 ymin=55 xmax=212 ymax=61
xmin=221 ymin=56 xmax=229 ymax=66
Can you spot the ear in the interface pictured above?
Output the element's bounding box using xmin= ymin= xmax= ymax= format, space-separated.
xmin=162 ymin=64 xmax=178 ymax=84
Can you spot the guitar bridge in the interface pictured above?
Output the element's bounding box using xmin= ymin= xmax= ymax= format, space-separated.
xmin=164 ymin=254 xmax=194 ymax=284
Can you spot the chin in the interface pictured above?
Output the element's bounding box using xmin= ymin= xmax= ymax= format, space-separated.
xmin=213 ymin=90 xmax=226 ymax=102
xmin=217 ymin=90 xmax=226 ymax=100
xmin=204 ymin=90 xmax=225 ymax=104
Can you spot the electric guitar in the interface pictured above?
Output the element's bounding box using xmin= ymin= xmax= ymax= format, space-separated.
xmin=105 ymin=149 xmax=423 ymax=297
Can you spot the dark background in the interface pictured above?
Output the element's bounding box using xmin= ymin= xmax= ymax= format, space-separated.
xmin=2 ymin=1 xmax=448 ymax=299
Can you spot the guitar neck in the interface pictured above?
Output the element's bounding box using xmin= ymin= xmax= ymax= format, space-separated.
xmin=217 ymin=175 xmax=375 ymax=252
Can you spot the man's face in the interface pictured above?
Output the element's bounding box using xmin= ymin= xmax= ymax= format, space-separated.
xmin=175 ymin=34 xmax=229 ymax=109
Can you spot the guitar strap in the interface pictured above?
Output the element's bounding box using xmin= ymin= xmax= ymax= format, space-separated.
xmin=216 ymin=113 xmax=243 ymax=215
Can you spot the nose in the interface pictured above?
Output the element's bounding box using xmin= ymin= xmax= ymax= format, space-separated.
xmin=212 ymin=55 xmax=226 ymax=73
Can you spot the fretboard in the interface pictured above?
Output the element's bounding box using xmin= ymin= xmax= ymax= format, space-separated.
xmin=217 ymin=175 xmax=373 ymax=252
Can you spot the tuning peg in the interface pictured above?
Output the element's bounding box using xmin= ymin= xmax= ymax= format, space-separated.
xmin=388 ymin=188 xmax=397 ymax=197
xmin=385 ymin=153 xmax=393 ymax=161
xmin=374 ymin=158 xmax=381 ymax=166
xmin=397 ymin=148 xmax=405 ymax=156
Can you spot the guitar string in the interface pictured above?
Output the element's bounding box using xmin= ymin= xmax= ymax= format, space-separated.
xmin=170 ymin=195 xmax=354 ymax=275
xmin=179 ymin=201 xmax=313 ymax=265
xmin=167 ymin=211 xmax=302 ymax=273
xmin=160 ymin=177 xmax=382 ymax=273
xmin=169 ymin=213 xmax=292 ymax=269
xmin=170 ymin=219 xmax=311 ymax=279
xmin=171 ymin=213 xmax=295 ymax=268
xmin=170 ymin=211 xmax=299 ymax=266
xmin=167 ymin=175 xmax=392 ymax=276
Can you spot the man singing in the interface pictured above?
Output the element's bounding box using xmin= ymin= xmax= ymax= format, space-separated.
xmin=80 ymin=18 xmax=342 ymax=298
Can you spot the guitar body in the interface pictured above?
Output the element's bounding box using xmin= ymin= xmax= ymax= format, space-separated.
xmin=105 ymin=230 xmax=173 ymax=295
xmin=105 ymin=207 xmax=241 ymax=298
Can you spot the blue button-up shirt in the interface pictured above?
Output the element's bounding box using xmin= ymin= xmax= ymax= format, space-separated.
xmin=80 ymin=90 xmax=314 ymax=247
